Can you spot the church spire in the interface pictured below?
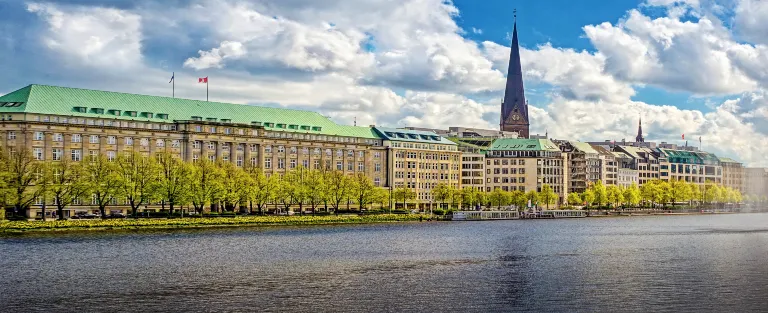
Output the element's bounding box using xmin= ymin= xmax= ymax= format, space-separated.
xmin=500 ymin=9 xmax=530 ymax=138
xmin=636 ymin=116 xmax=645 ymax=143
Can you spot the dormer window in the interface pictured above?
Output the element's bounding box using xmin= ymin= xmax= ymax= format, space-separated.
xmin=90 ymin=108 xmax=105 ymax=114
xmin=221 ymin=119 xmax=231 ymax=123
xmin=288 ymin=124 xmax=298 ymax=130
xmin=206 ymin=117 xmax=217 ymax=122
xmin=157 ymin=113 xmax=169 ymax=119
xmin=191 ymin=116 xmax=202 ymax=121
xmin=251 ymin=121 xmax=262 ymax=126
xmin=141 ymin=112 xmax=153 ymax=118
xmin=276 ymin=123 xmax=286 ymax=129
xmin=300 ymin=125 xmax=310 ymax=130
xmin=108 ymin=109 xmax=121 ymax=116
xmin=73 ymin=106 xmax=87 ymax=113
xmin=311 ymin=126 xmax=322 ymax=131
xmin=265 ymin=122 xmax=275 ymax=128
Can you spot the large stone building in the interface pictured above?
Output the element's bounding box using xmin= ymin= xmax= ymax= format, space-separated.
xmin=374 ymin=127 xmax=461 ymax=209
xmin=484 ymin=139 xmax=568 ymax=202
xmin=592 ymin=145 xmax=618 ymax=186
xmin=500 ymin=19 xmax=530 ymax=138
xmin=656 ymin=148 xmax=722 ymax=185
xmin=0 ymin=84 xmax=460 ymax=218
xmin=556 ymin=141 xmax=601 ymax=193
xmin=719 ymin=158 xmax=744 ymax=193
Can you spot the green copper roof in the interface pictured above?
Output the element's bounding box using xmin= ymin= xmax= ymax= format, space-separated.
xmin=488 ymin=138 xmax=560 ymax=151
xmin=373 ymin=127 xmax=455 ymax=145
xmin=718 ymin=157 xmax=740 ymax=164
xmin=0 ymin=84 xmax=379 ymax=139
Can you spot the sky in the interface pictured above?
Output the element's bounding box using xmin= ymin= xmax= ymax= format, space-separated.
xmin=1 ymin=0 xmax=768 ymax=166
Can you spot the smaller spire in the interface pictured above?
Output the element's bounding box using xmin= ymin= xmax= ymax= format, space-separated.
xmin=514 ymin=8 xmax=517 ymax=22
xmin=636 ymin=115 xmax=645 ymax=143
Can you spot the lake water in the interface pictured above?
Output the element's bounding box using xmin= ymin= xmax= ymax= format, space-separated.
xmin=2 ymin=213 xmax=768 ymax=312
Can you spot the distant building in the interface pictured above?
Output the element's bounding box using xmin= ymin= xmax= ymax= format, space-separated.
xmin=592 ymin=145 xmax=618 ymax=186
xmin=744 ymin=168 xmax=768 ymax=199
xmin=485 ymin=138 xmax=568 ymax=202
xmin=555 ymin=140 xmax=601 ymax=193
xmin=719 ymin=157 xmax=744 ymax=193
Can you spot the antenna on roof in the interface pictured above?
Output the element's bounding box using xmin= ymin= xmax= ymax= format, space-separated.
xmin=354 ymin=116 xmax=357 ymax=126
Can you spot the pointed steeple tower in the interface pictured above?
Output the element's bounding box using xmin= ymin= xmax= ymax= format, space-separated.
xmin=500 ymin=10 xmax=530 ymax=138
xmin=636 ymin=117 xmax=645 ymax=143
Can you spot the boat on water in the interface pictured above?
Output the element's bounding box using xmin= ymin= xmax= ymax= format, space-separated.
xmin=539 ymin=210 xmax=587 ymax=218
xmin=452 ymin=210 xmax=520 ymax=221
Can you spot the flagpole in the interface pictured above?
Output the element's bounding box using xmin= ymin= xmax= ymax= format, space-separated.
xmin=173 ymin=72 xmax=175 ymax=98
xmin=206 ymin=77 xmax=209 ymax=102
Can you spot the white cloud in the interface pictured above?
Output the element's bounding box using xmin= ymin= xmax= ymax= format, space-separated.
xmin=583 ymin=10 xmax=757 ymax=95
xmin=12 ymin=0 xmax=768 ymax=167
xmin=471 ymin=27 xmax=483 ymax=34
xmin=184 ymin=41 xmax=247 ymax=70
xmin=27 ymin=2 xmax=142 ymax=69
xmin=734 ymin=0 xmax=768 ymax=45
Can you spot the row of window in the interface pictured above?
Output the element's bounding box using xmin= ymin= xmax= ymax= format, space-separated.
xmin=390 ymin=142 xmax=457 ymax=151
xmin=27 ymin=115 xmax=383 ymax=146
xmin=394 ymin=151 xmax=458 ymax=161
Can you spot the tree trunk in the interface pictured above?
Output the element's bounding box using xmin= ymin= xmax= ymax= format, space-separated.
xmin=56 ymin=203 xmax=65 ymax=221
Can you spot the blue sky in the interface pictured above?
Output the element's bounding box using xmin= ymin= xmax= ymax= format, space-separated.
xmin=1 ymin=0 xmax=768 ymax=165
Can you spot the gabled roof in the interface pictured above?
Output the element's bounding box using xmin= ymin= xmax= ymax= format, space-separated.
xmin=0 ymin=84 xmax=379 ymax=139
xmin=373 ymin=127 xmax=455 ymax=145
xmin=488 ymin=138 xmax=560 ymax=152
xmin=569 ymin=141 xmax=598 ymax=154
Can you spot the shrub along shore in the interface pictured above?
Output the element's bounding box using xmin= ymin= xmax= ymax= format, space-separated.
xmin=0 ymin=214 xmax=428 ymax=233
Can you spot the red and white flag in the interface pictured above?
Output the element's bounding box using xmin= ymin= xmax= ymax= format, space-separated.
xmin=198 ymin=77 xmax=208 ymax=83
xmin=681 ymin=134 xmax=685 ymax=140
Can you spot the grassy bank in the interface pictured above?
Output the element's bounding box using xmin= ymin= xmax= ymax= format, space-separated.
xmin=0 ymin=214 xmax=427 ymax=233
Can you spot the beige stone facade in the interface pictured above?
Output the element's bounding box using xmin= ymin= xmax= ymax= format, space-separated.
xmin=1 ymin=114 xmax=390 ymax=218
xmin=385 ymin=138 xmax=462 ymax=209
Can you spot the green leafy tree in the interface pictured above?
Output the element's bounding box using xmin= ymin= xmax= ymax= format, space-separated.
xmin=274 ymin=173 xmax=296 ymax=213
xmin=461 ymin=187 xmax=482 ymax=209
xmin=623 ymin=183 xmax=641 ymax=207
xmin=351 ymin=173 xmax=377 ymax=211
xmin=510 ymin=190 xmax=527 ymax=210
xmin=449 ymin=186 xmax=462 ymax=210
xmin=489 ymin=188 xmax=510 ymax=209
xmin=606 ymin=185 xmax=625 ymax=208
xmin=304 ymin=169 xmax=328 ymax=213
xmin=326 ymin=170 xmax=353 ymax=212
xmin=581 ymin=189 xmax=595 ymax=207
xmin=49 ymin=159 xmax=89 ymax=220
xmin=248 ymin=168 xmax=277 ymax=214
xmin=4 ymin=149 xmax=44 ymax=217
xmin=372 ymin=188 xmax=391 ymax=211
xmin=525 ymin=190 xmax=539 ymax=208
xmin=567 ymin=192 xmax=582 ymax=206
xmin=392 ymin=187 xmax=416 ymax=211
xmin=219 ymin=162 xmax=250 ymax=212
xmin=592 ymin=180 xmax=608 ymax=207
xmin=431 ymin=183 xmax=452 ymax=210
xmin=189 ymin=159 xmax=224 ymax=214
xmin=640 ymin=181 xmax=660 ymax=207
xmin=83 ymin=154 xmax=123 ymax=218
xmin=538 ymin=184 xmax=558 ymax=209
xmin=156 ymin=152 xmax=192 ymax=215
xmin=117 ymin=152 xmax=161 ymax=217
